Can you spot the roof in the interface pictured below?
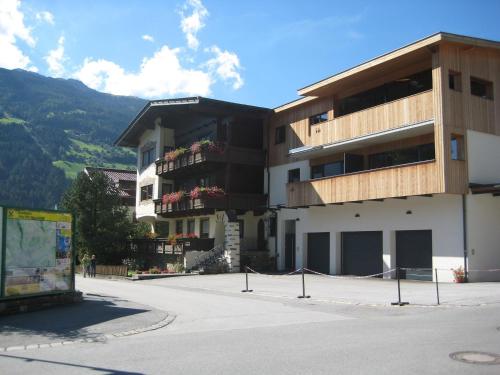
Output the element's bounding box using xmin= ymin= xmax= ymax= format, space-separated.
xmin=84 ymin=167 xmax=136 ymax=183
xmin=297 ymin=32 xmax=500 ymax=97
xmin=469 ymin=183 xmax=500 ymax=196
xmin=115 ymin=96 xmax=271 ymax=147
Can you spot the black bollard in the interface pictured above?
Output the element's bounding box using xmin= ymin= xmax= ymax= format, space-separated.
xmin=241 ymin=266 xmax=253 ymax=293
xmin=391 ymin=267 xmax=409 ymax=306
xmin=297 ymin=268 xmax=311 ymax=299
xmin=435 ymin=268 xmax=440 ymax=305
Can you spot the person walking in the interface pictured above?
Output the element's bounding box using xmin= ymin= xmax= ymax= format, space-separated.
xmin=81 ymin=254 xmax=90 ymax=278
xmin=90 ymin=255 xmax=97 ymax=277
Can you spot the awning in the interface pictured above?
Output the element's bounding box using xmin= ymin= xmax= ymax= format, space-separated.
xmin=289 ymin=119 xmax=434 ymax=159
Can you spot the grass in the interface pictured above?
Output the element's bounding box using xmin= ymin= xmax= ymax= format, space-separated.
xmin=0 ymin=117 xmax=27 ymax=125
xmin=53 ymin=160 xmax=87 ymax=179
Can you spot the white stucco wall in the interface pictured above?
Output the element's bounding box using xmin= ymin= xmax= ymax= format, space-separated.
xmin=266 ymin=160 xmax=310 ymax=207
xmin=276 ymin=194 xmax=465 ymax=282
xmin=466 ymin=193 xmax=500 ymax=281
xmin=467 ymin=130 xmax=500 ymax=184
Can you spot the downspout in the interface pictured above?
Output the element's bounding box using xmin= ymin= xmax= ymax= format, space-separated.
xmin=462 ymin=194 xmax=468 ymax=282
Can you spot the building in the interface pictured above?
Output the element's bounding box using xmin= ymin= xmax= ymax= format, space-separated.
xmin=267 ymin=32 xmax=500 ymax=282
xmin=115 ymin=98 xmax=271 ymax=272
xmin=116 ymin=32 xmax=500 ymax=281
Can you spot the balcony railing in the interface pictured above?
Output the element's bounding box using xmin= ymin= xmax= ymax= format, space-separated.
xmin=154 ymin=193 xmax=267 ymax=216
xmin=287 ymin=160 xmax=441 ymax=207
xmin=309 ymin=90 xmax=434 ymax=147
xmin=156 ymin=146 xmax=265 ymax=176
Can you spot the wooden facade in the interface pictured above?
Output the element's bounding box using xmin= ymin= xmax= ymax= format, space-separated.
xmin=268 ymin=33 xmax=500 ymax=207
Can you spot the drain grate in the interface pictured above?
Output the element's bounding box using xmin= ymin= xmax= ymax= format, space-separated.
xmin=450 ymin=351 xmax=500 ymax=365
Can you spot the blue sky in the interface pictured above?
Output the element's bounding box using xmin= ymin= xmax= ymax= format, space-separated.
xmin=1 ymin=0 xmax=499 ymax=108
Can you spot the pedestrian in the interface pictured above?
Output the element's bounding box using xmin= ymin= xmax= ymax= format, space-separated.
xmin=81 ymin=254 xmax=90 ymax=278
xmin=90 ymin=254 xmax=97 ymax=277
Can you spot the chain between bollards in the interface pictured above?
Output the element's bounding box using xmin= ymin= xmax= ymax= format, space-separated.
xmin=391 ymin=267 xmax=409 ymax=306
xmin=297 ymin=268 xmax=311 ymax=299
xmin=241 ymin=266 xmax=253 ymax=293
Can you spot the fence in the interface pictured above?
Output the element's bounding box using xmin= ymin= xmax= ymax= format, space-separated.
xmin=77 ymin=264 xmax=128 ymax=277
xmin=239 ymin=266 xmax=500 ymax=306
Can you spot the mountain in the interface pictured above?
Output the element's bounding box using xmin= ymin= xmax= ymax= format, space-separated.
xmin=0 ymin=68 xmax=146 ymax=209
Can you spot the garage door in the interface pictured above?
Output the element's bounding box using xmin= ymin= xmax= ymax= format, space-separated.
xmin=396 ymin=230 xmax=432 ymax=281
xmin=307 ymin=233 xmax=330 ymax=274
xmin=342 ymin=231 xmax=383 ymax=276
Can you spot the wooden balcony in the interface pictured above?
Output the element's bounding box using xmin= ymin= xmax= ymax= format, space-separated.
xmin=287 ymin=160 xmax=441 ymax=207
xmin=156 ymin=146 xmax=265 ymax=177
xmin=154 ymin=193 xmax=267 ymax=217
xmin=309 ymin=90 xmax=434 ymax=147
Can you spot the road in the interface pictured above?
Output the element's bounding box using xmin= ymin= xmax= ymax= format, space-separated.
xmin=1 ymin=275 xmax=499 ymax=374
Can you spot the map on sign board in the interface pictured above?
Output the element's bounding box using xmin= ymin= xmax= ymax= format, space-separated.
xmin=4 ymin=208 xmax=73 ymax=297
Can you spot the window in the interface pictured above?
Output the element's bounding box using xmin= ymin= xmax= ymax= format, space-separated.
xmin=311 ymin=161 xmax=344 ymax=179
xmin=141 ymin=148 xmax=156 ymax=168
xmin=140 ymin=185 xmax=153 ymax=201
xmin=187 ymin=219 xmax=195 ymax=235
xmin=200 ymin=218 xmax=210 ymax=239
xmin=288 ymin=168 xmax=300 ymax=183
xmin=275 ymin=125 xmax=286 ymax=144
xmin=451 ymin=135 xmax=465 ymax=160
xmin=175 ymin=220 xmax=183 ymax=235
xmin=309 ymin=112 xmax=328 ymax=125
xmin=197 ymin=175 xmax=213 ymax=187
xmin=162 ymin=183 xmax=173 ymax=195
xmin=338 ymin=69 xmax=432 ymax=116
xmin=269 ymin=216 xmax=277 ymax=237
xmin=238 ymin=219 xmax=244 ymax=238
xmin=470 ymin=77 xmax=493 ymax=100
xmin=163 ymin=146 xmax=174 ymax=155
xmin=449 ymin=71 xmax=462 ymax=91
xmin=368 ymin=143 xmax=435 ymax=169
xmin=155 ymin=222 xmax=169 ymax=237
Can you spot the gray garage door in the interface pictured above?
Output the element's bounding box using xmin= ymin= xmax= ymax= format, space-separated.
xmin=396 ymin=230 xmax=432 ymax=281
xmin=342 ymin=231 xmax=383 ymax=276
xmin=307 ymin=233 xmax=330 ymax=274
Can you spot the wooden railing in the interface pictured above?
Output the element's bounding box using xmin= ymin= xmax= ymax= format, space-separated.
xmin=154 ymin=193 xmax=267 ymax=216
xmin=287 ymin=160 xmax=442 ymax=207
xmin=156 ymin=146 xmax=265 ymax=176
xmin=309 ymin=90 xmax=434 ymax=147
xmin=95 ymin=265 xmax=128 ymax=277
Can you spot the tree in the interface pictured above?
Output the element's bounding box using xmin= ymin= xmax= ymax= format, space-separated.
xmin=61 ymin=170 xmax=132 ymax=264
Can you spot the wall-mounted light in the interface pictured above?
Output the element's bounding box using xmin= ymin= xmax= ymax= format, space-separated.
xmin=355 ymin=213 xmax=360 ymax=218
xmin=406 ymin=210 xmax=412 ymax=215
xmin=295 ymin=218 xmax=300 ymax=221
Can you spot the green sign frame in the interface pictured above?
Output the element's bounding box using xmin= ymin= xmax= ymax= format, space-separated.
xmin=0 ymin=205 xmax=76 ymax=301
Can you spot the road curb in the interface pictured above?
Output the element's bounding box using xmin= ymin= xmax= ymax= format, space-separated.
xmin=0 ymin=312 xmax=176 ymax=352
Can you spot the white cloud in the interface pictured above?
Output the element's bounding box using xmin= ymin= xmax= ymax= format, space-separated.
xmin=142 ymin=34 xmax=154 ymax=42
xmin=73 ymin=45 xmax=212 ymax=98
xmin=0 ymin=0 xmax=37 ymax=71
xmin=45 ymin=36 xmax=66 ymax=76
xmin=36 ymin=10 xmax=54 ymax=25
xmin=180 ymin=0 xmax=208 ymax=50
xmin=205 ymin=46 xmax=243 ymax=90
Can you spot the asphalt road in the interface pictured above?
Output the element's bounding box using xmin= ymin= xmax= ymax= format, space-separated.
xmin=1 ymin=275 xmax=499 ymax=374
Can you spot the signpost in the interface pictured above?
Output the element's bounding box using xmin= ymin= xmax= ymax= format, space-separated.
xmin=0 ymin=206 xmax=74 ymax=300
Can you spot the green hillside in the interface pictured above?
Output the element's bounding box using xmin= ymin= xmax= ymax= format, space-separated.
xmin=0 ymin=68 xmax=146 ymax=208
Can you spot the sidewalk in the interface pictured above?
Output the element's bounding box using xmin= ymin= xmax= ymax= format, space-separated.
xmin=0 ymin=293 xmax=169 ymax=350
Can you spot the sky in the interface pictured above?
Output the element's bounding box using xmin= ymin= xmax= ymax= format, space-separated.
xmin=1 ymin=0 xmax=499 ymax=108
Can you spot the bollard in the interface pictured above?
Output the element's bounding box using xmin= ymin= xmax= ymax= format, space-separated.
xmin=435 ymin=268 xmax=440 ymax=305
xmin=297 ymin=268 xmax=311 ymax=299
xmin=391 ymin=267 xmax=409 ymax=306
xmin=241 ymin=266 xmax=253 ymax=293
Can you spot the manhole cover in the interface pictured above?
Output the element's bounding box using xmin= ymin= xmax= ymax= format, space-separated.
xmin=450 ymin=351 xmax=500 ymax=365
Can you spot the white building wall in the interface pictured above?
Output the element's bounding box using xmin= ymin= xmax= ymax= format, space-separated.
xmin=266 ymin=160 xmax=310 ymax=206
xmin=467 ymin=130 xmax=500 ymax=184
xmin=466 ymin=194 xmax=500 ymax=282
xmin=276 ymin=194 xmax=464 ymax=282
